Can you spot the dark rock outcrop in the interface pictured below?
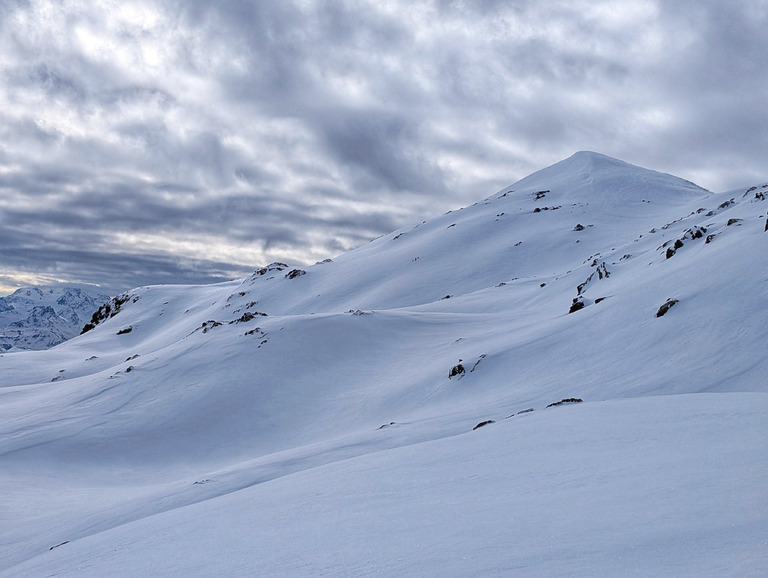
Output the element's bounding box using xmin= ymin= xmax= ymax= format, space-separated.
xmin=656 ymin=298 xmax=679 ymax=318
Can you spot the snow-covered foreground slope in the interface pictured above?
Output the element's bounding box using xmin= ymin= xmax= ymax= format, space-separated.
xmin=1 ymin=152 xmax=767 ymax=575
xmin=6 ymin=394 xmax=767 ymax=577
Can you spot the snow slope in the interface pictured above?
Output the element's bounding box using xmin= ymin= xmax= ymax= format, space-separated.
xmin=0 ymin=286 xmax=110 ymax=351
xmin=1 ymin=152 xmax=767 ymax=576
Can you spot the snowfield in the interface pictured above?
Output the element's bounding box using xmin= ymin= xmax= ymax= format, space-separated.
xmin=1 ymin=152 xmax=767 ymax=576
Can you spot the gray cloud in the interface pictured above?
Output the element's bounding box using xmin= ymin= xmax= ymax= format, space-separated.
xmin=0 ymin=0 xmax=766 ymax=295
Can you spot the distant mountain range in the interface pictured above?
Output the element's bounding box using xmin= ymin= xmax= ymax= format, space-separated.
xmin=0 ymin=286 xmax=110 ymax=351
xmin=2 ymin=152 xmax=767 ymax=576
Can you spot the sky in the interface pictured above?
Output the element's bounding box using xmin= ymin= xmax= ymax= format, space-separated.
xmin=1 ymin=0 xmax=766 ymax=295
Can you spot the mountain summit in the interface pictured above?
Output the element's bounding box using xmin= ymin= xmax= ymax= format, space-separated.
xmin=1 ymin=154 xmax=767 ymax=576
xmin=500 ymin=150 xmax=710 ymax=206
xmin=220 ymin=151 xmax=714 ymax=314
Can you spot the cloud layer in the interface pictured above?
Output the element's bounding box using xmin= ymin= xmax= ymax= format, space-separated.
xmin=1 ymin=0 xmax=766 ymax=293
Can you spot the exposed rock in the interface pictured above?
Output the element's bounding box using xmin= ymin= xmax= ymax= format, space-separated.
xmin=506 ymin=408 xmax=535 ymax=419
xmin=285 ymin=269 xmax=306 ymax=279
xmin=546 ymin=398 xmax=583 ymax=408
xmin=577 ymin=263 xmax=609 ymax=295
xmin=684 ymin=226 xmax=707 ymax=240
xmin=82 ymin=293 xmax=133 ymax=335
xmin=449 ymin=363 xmax=465 ymax=379
xmin=473 ymin=420 xmax=495 ymax=430
xmin=232 ymin=311 xmax=267 ymax=324
xmin=254 ymin=262 xmax=288 ymax=276
xmin=201 ymin=320 xmax=223 ymax=333
xmin=470 ymin=354 xmax=486 ymax=372
xmin=596 ymin=262 xmax=610 ymax=279
xmin=656 ymin=298 xmax=679 ymax=318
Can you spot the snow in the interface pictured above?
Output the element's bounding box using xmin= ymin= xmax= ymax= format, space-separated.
xmin=1 ymin=152 xmax=767 ymax=576
xmin=4 ymin=394 xmax=767 ymax=577
xmin=0 ymin=286 xmax=110 ymax=351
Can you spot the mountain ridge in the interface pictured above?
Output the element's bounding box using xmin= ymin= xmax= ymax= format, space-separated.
xmin=1 ymin=152 xmax=767 ymax=576
xmin=0 ymin=286 xmax=111 ymax=351
xmin=216 ymin=151 xmax=716 ymax=315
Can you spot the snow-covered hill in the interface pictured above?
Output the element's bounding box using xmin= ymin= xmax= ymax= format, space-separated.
xmin=1 ymin=152 xmax=767 ymax=576
xmin=0 ymin=286 xmax=110 ymax=351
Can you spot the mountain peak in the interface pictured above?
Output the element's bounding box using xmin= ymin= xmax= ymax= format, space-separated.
xmin=0 ymin=285 xmax=110 ymax=351
xmin=569 ymin=149 xmax=623 ymax=162
xmin=2 ymin=149 xmax=768 ymax=576
xmin=501 ymin=151 xmax=711 ymax=205
xmin=565 ymin=150 xmax=637 ymax=172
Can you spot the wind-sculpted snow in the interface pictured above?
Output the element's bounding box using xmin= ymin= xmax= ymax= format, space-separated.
xmin=1 ymin=152 xmax=767 ymax=576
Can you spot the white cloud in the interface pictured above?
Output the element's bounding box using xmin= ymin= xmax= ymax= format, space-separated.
xmin=0 ymin=0 xmax=766 ymax=293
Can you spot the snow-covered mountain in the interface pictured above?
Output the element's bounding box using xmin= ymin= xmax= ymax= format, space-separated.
xmin=1 ymin=152 xmax=767 ymax=576
xmin=0 ymin=286 xmax=111 ymax=351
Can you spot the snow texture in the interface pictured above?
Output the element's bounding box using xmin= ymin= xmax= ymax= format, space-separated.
xmin=0 ymin=286 xmax=110 ymax=351
xmin=1 ymin=152 xmax=767 ymax=576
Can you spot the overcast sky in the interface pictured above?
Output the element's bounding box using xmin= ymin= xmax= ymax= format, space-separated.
xmin=1 ymin=0 xmax=766 ymax=295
